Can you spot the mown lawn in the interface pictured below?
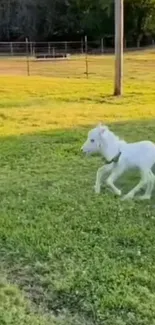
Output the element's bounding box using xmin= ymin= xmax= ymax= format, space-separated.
xmin=1 ymin=52 xmax=155 ymax=325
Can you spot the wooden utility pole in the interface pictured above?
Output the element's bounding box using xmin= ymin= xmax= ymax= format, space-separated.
xmin=114 ymin=0 xmax=124 ymax=96
xmin=25 ymin=38 xmax=30 ymax=76
xmin=85 ymin=35 xmax=88 ymax=78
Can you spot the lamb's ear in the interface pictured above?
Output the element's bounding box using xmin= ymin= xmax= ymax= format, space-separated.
xmin=98 ymin=124 xmax=108 ymax=135
xmin=97 ymin=123 xmax=104 ymax=132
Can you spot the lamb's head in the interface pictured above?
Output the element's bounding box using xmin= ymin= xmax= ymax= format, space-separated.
xmin=81 ymin=124 xmax=109 ymax=155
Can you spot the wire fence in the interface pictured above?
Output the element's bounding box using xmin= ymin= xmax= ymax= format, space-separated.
xmin=0 ymin=40 xmax=113 ymax=57
xmin=0 ymin=40 xmax=154 ymax=79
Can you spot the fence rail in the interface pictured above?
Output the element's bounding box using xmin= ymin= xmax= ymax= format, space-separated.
xmin=0 ymin=40 xmax=154 ymax=56
xmin=0 ymin=40 xmax=154 ymax=78
xmin=0 ymin=40 xmax=114 ymax=57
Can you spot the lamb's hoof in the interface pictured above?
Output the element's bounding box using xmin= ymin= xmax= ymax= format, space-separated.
xmin=116 ymin=189 xmax=122 ymax=196
xmin=138 ymin=195 xmax=151 ymax=200
xmin=94 ymin=186 xmax=101 ymax=194
xmin=121 ymin=194 xmax=133 ymax=201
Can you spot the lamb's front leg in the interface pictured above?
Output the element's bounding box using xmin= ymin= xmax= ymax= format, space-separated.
xmin=106 ymin=164 xmax=125 ymax=196
xmin=94 ymin=163 xmax=114 ymax=194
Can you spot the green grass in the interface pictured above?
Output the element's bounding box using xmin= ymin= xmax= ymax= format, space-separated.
xmin=1 ymin=51 xmax=155 ymax=325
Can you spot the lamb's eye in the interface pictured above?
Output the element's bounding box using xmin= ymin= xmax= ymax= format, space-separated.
xmin=90 ymin=139 xmax=95 ymax=143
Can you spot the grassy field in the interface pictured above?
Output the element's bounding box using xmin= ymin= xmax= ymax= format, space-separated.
xmin=1 ymin=51 xmax=155 ymax=325
xmin=1 ymin=50 xmax=155 ymax=79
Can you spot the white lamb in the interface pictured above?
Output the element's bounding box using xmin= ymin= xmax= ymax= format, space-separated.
xmin=81 ymin=124 xmax=155 ymax=200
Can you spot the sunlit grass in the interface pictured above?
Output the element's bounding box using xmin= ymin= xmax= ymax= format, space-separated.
xmin=0 ymin=57 xmax=155 ymax=136
xmin=0 ymin=49 xmax=155 ymax=80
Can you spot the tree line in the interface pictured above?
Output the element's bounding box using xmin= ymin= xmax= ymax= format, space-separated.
xmin=0 ymin=0 xmax=155 ymax=46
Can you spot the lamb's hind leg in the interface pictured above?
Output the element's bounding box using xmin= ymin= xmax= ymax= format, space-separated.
xmin=139 ymin=170 xmax=155 ymax=200
xmin=122 ymin=169 xmax=149 ymax=201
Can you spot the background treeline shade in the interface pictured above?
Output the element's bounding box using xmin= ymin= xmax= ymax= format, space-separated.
xmin=0 ymin=0 xmax=155 ymax=46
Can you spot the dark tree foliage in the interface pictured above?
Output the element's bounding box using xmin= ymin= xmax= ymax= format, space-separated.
xmin=0 ymin=0 xmax=155 ymax=44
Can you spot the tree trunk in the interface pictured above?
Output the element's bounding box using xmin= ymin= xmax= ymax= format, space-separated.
xmin=137 ymin=34 xmax=142 ymax=48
